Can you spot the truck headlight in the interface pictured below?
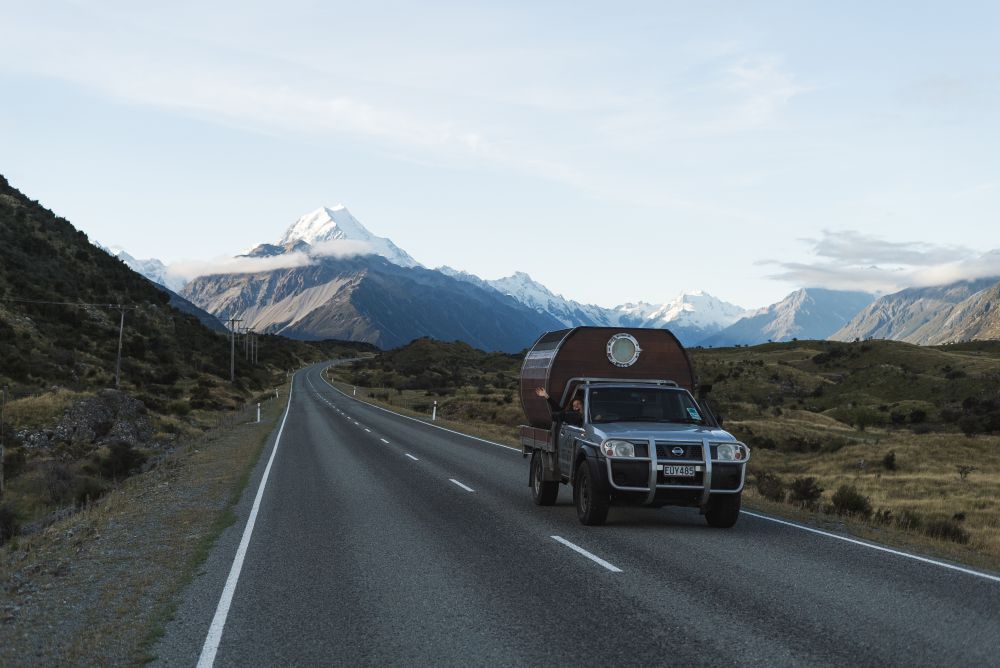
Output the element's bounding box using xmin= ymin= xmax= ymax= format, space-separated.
xmin=602 ymin=440 xmax=635 ymax=458
xmin=715 ymin=443 xmax=747 ymax=461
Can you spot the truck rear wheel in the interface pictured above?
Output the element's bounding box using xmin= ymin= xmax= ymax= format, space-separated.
xmin=530 ymin=450 xmax=559 ymax=506
xmin=705 ymin=493 xmax=741 ymax=528
xmin=574 ymin=460 xmax=609 ymax=526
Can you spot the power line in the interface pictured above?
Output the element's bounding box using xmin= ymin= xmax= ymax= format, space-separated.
xmin=0 ymin=297 xmax=138 ymax=309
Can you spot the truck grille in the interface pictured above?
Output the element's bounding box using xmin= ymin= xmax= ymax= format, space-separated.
xmin=655 ymin=442 xmax=703 ymax=460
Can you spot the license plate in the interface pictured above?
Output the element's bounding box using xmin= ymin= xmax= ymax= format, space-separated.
xmin=663 ymin=465 xmax=695 ymax=477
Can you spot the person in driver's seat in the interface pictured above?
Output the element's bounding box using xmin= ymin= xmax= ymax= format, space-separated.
xmin=535 ymin=387 xmax=583 ymax=426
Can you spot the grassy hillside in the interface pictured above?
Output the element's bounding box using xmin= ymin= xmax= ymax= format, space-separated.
xmin=331 ymin=336 xmax=1000 ymax=567
xmin=0 ymin=174 xmax=376 ymax=535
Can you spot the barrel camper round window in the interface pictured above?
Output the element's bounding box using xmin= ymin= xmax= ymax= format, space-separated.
xmin=606 ymin=333 xmax=641 ymax=367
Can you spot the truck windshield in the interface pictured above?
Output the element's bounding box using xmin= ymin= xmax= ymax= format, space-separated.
xmin=588 ymin=387 xmax=707 ymax=425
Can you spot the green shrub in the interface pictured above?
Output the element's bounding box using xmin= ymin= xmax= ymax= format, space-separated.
xmin=2 ymin=447 xmax=27 ymax=479
xmin=44 ymin=462 xmax=75 ymax=505
xmin=924 ymin=518 xmax=970 ymax=544
xmin=97 ymin=441 xmax=147 ymax=481
xmin=958 ymin=415 xmax=980 ymax=437
xmin=168 ymin=400 xmax=190 ymax=416
xmin=881 ymin=450 xmax=897 ymax=471
xmin=788 ymin=477 xmax=823 ymax=506
xmin=73 ymin=476 xmax=108 ymax=507
xmin=831 ymin=485 xmax=872 ymax=518
xmin=755 ymin=471 xmax=786 ymax=502
xmin=0 ymin=504 xmax=19 ymax=545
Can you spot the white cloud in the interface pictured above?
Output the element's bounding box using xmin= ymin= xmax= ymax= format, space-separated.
xmin=169 ymin=252 xmax=313 ymax=281
xmin=764 ymin=230 xmax=1000 ymax=294
xmin=721 ymin=56 xmax=808 ymax=129
xmin=808 ymin=229 xmax=972 ymax=266
xmin=167 ymin=239 xmax=376 ymax=281
xmin=309 ymin=239 xmax=374 ymax=258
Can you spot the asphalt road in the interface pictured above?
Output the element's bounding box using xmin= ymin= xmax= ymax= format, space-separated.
xmin=155 ymin=362 xmax=1000 ymax=667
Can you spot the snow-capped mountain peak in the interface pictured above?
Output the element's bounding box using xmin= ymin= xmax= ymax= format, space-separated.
xmin=278 ymin=206 xmax=420 ymax=268
xmin=101 ymin=245 xmax=187 ymax=292
xmin=614 ymin=292 xmax=747 ymax=330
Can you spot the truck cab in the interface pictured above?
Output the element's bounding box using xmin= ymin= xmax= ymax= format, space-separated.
xmin=519 ymin=328 xmax=749 ymax=527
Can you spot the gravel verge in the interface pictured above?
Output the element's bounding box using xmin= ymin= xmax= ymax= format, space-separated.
xmin=0 ymin=388 xmax=289 ymax=667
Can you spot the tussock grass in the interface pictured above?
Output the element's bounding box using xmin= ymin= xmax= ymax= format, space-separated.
xmin=4 ymin=389 xmax=93 ymax=429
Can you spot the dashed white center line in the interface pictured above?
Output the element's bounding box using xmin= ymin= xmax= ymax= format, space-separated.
xmin=449 ymin=478 xmax=475 ymax=492
xmin=364 ymin=428 xmax=371 ymax=433
xmin=405 ymin=453 xmax=419 ymax=461
xmin=551 ymin=536 xmax=622 ymax=573
xmin=380 ymin=438 xmax=390 ymax=444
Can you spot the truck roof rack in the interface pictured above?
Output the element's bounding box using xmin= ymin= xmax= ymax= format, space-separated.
xmin=560 ymin=377 xmax=680 ymax=405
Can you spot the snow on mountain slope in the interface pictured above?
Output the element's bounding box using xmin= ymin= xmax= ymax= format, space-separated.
xmin=104 ymin=246 xmax=187 ymax=292
xmin=613 ymin=292 xmax=747 ymax=330
xmin=440 ymin=267 xmax=616 ymax=327
xmin=487 ymin=271 xmax=616 ymax=327
xmin=440 ymin=267 xmax=746 ymax=344
xmin=703 ymin=288 xmax=874 ymax=346
xmin=278 ymin=206 xmax=420 ymax=268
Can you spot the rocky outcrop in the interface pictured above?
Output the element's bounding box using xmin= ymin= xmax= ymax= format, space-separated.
xmin=16 ymin=390 xmax=153 ymax=450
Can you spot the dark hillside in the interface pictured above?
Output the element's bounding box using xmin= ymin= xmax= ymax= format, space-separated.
xmin=0 ymin=173 xmax=374 ymax=399
xmin=0 ymin=173 xmax=376 ymax=534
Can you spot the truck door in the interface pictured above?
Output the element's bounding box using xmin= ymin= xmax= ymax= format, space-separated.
xmin=558 ymin=424 xmax=584 ymax=479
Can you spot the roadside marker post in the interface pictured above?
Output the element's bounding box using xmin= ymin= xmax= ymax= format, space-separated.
xmin=257 ymin=403 xmax=261 ymax=423
xmin=432 ymin=401 xmax=437 ymax=421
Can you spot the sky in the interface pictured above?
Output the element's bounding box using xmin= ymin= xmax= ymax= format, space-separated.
xmin=1 ymin=1 xmax=998 ymax=310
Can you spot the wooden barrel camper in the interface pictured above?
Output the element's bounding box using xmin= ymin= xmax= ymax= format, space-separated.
xmin=519 ymin=327 xmax=697 ymax=429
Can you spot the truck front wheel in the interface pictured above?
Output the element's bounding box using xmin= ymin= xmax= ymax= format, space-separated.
xmin=574 ymin=460 xmax=610 ymax=526
xmin=530 ymin=450 xmax=559 ymax=506
xmin=705 ymin=493 xmax=741 ymax=528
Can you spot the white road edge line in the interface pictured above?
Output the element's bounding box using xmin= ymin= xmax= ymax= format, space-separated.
xmin=380 ymin=438 xmax=390 ymax=444
xmin=319 ymin=372 xmax=519 ymax=453
xmin=741 ymin=510 xmax=1000 ymax=584
xmin=551 ymin=535 xmax=622 ymax=573
xmin=197 ymin=374 xmax=296 ymax=667
xmin=405 ymin=453 xmax=419 ymax=461
xmin=449 ymin=478 xmax=475 ymax=492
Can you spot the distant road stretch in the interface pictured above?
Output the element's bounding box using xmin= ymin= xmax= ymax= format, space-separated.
xmin=155 ymin=362 xmax=1000 ymax=667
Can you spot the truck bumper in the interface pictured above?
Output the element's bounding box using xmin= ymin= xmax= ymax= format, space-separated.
xmin=603 ymin=438 xmax=748 ymax=508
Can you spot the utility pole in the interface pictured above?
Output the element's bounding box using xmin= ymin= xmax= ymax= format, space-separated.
xmin=114 ymin=305 xmax=125 ymax=389
xmin=243 ymin=325 xmax=250 ymax=360
xmin=228 ymin=317 xmax=243 ymax=382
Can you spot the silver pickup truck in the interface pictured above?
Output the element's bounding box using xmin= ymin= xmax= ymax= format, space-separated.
xmin=518 ymin=328 xmax=750 ymax=527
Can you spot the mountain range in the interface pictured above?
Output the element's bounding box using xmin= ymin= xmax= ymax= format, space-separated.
xmin=832 ymin=277 xmax=1000 ymax=344
xmin=702 ymin=288 xmax=876 ymax=347
xmin=113 ymin=204 xmax=1000 ymax=350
